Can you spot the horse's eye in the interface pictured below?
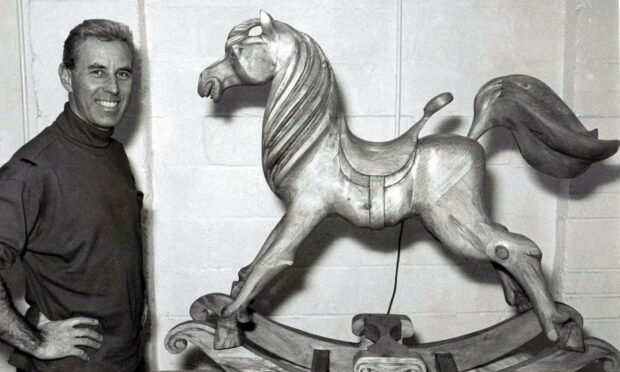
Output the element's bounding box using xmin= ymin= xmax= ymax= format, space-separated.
xmin=248 ymin=26 xmax=262 ymax=36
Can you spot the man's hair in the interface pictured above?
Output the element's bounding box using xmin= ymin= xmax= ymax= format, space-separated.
xmin=63 ymin=19 xmax=135 ymax=70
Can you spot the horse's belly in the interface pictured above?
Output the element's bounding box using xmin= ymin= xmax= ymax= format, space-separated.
xmin=333 ymin=181 xmax=374 ymax=227
xmin=332 ymin=173 xmax=415 ymax=228
xmin=384 ymin=177 xmax=415 ymax=226
xmin=411 ymin=134 xmax=485 ymax=207
xmin=332 ymin=135 xmax=484 ymax=228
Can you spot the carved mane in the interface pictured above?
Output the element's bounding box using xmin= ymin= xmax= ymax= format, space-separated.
xmin=263 ymin=26 xmax=337 ymax=187
xmin=225 ymin=19 xmax=339 ymax=188
xmin=226 ymin=18 xmax=260 ymax=50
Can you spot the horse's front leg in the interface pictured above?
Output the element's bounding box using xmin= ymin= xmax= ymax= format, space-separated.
xmin=230 ymin=233 xmax=277 ymax=299
xmin=230 ymin=220 xmax=283 ymax=299
xmin=214 ymin=202 xmax=326 ymax=349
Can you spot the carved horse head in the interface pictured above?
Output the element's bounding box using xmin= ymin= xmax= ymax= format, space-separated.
xmin=198 ymin=11 xmax=289 ymax=101
xmin=199 ymin=11 xmax=338 ymax=189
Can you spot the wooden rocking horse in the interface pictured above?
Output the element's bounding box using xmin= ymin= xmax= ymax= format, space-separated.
xmin=167 ymin=11 xmax=620 ymax=371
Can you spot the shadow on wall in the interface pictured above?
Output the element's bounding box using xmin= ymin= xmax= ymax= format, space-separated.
xmin=209 ymin=84 xmax=271 ymax=121
xmin=252 ymin=217 xmax=508 ymax=318
xmin=113 ymin=49 xmax=145 ymax=147
xmin=569 ymin=164 xmax=620 ymax=196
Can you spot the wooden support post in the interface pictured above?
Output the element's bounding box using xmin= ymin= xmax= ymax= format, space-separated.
xmin=311 ymin=349 xmax=330 ymax=372
xmin=435 ymin=353 xmax=458 ymax=372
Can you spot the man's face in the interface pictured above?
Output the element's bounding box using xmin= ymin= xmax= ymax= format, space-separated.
xmin=60 ymin=37 xmax=133 ymax=129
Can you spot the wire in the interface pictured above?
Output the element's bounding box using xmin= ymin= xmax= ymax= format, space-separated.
xmin=387 ymin=222 xmax=405 ymax=314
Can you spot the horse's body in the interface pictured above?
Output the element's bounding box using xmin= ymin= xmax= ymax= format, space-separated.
xmin=197 ymin=11 xmax=619 ymax=351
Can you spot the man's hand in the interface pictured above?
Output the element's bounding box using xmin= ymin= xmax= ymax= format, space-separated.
xmin=33 ymin=317 xmax=102 ymax=361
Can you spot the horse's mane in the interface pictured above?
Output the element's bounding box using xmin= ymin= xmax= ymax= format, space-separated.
xmin=262 ymin=26 xmax=335 ymax=186
xmin=225 ymin=20 xmax=337 ymax=187
xmin=226 ymin=18 xmax=260 ymax=50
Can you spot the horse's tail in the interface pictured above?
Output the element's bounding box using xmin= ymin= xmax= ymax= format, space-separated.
xmin=467 ymin=75 xmax=619 ymax=178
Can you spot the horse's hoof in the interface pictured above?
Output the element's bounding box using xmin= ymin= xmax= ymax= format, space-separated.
xmin=515 ymin=298 xmax=533 ymax=313
xmin=556 ymin=320 xmax=585 ymax=352
xmin=505 ymin=286 xmax=532 ymax=313
xmin=237 ymin=307 xmax=251 ymax=323
xmin=214 ymin=316 xmax=244 ymax=350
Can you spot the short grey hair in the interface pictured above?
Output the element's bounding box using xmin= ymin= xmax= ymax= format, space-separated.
xmin=63 ymin=19 xmax=135 ymax=69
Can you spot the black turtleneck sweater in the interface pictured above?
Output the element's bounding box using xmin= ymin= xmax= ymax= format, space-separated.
xmin=0 ymin=104 xmax=144 ymax=371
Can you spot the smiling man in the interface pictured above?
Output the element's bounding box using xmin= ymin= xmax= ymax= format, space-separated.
xmin=0 ymin=20 xmax=145 ymax=371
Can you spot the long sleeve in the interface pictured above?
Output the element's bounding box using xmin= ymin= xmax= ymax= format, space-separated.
xmin=0 ymin=167 xmax=41 ymax=269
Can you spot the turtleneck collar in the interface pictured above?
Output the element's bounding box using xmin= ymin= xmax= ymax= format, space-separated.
xmin=54 ymin=103 xmax=114 ymax=148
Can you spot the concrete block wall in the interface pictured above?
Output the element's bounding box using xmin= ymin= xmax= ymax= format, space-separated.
xmin=0 ymin=0 xmax=617 ymax=370
xmin=0 ymin=2 xmax=27 ymax=370
xmin=0 ymin=0 xmax=25 ymax=163
xmin=558 ymin=0 xmax=620 ymax=348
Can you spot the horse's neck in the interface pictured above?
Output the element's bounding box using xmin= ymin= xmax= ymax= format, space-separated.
xmin=261 ymin=51 xmax=341 ymax=189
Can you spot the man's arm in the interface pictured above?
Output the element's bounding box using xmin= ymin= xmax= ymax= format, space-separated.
xmin=0 ymin=276 xmax=102 ymax=361
xmin=0 ymin=167 xmax=102 ymax=360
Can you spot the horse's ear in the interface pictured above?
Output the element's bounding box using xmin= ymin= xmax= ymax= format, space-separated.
xmin=260 ymin=10 xmax=277 ymax=36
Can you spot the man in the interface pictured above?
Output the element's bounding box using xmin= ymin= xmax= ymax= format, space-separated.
xmin=0 ymin=19 xmax=145 ymax=371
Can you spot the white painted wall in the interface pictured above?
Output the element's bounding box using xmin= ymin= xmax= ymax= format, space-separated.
xmin=0 ymin=2 xmax=27 ymax=370
xmin=558 ymin=0 xmax=620 ymax=349
xmin=0 ymin=1 xmax=617 ymax=371
xmin=0 ymin=0 xmax=24 ymax=162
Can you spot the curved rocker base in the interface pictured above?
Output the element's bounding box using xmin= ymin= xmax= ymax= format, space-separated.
xmin=165 ymin=293 xmax=620 ymax=372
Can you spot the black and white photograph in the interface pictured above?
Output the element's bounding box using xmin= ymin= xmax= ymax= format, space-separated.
xmin=0 ymin=1 xmax=618 ymax=371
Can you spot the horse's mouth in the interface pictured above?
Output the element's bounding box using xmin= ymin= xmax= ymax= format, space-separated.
xmin=198 ymin=77 xmax=223 ymax=102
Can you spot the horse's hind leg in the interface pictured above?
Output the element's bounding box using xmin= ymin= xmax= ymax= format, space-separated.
xmin=480 ymin=223 xmax=583 ymax=351
xmin=485 ymin=222 xmax=532 ymax=312
xmin=493 ymin=262 xmax=532 ymax=312
xmin=419 ymin=181 xmax=584 ymax=351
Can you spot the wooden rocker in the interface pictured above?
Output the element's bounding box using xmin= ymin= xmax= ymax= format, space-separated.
xmin=165 ymin=293 xmax=620 ymax=371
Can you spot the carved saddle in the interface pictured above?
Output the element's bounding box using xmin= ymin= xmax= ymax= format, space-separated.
xmin=338 ymin=93 xmax=453 ymax=229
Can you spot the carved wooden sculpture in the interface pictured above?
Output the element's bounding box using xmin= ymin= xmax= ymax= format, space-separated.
xmin=169 ymin=10 xmax=620 ymax=371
